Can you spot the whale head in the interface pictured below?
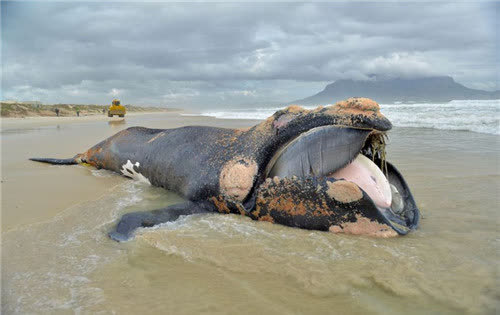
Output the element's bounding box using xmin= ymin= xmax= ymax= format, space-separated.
xmin=217 ymin=98 xmax=419 ymax=236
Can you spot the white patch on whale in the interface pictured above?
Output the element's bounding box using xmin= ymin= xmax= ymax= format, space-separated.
xmin=120 ymin=160 xmax=151 ymax=185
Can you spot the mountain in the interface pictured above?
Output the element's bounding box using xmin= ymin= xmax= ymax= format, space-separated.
xmin=292 ymin=76 xmax=500 ymax=104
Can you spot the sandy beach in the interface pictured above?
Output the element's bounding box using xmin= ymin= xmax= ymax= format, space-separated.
xmin=0 ymin=110 xmax=183 ymax=131
xmin=2 ymin=112 xmax=499 ymax=314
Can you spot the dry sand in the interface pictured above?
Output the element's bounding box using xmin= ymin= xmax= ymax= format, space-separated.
xmin=1 ymin=111 xmax=181 ymax=130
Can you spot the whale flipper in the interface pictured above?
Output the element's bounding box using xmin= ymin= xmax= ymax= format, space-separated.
xmin=109 ymin=201 xmax=212 ymax=242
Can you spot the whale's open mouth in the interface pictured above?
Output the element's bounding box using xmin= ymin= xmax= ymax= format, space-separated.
xmin=263 ymin=126 xmax=419 ymax=234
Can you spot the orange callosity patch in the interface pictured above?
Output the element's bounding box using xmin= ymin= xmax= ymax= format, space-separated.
xmin=210 ymin=196 xmax=231 ymax=213
xmin=326 ymin=180 xmax=363 ymax=203
xmin=336 ymin=97 xmax=380 ymax=112
xmin=258 ymin=215 xmax=275 ymax=223
xmin=219 ymin=157 xmax=258 ymax=202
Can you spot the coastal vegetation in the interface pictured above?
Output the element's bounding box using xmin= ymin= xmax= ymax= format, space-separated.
xmin=0 ymin=102 xmax=177 ymax=118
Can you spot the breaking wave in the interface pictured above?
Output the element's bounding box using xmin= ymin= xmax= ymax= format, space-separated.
xmin=190 ymin=100 xmax=500 ymax=135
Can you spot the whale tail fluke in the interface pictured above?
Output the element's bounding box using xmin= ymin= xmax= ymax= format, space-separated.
xmin=30 ymin=157 xmax=78 ymax=165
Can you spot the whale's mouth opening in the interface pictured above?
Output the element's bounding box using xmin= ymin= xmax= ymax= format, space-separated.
xmin=263 ymin=126 xmax=418 ymax=234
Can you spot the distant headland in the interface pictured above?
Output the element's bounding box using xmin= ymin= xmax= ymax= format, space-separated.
xmin=292 ymin=76 xmax=500 ymax=105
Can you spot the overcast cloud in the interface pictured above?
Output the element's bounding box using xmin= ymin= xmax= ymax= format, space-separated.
xmin=2 ymin=2 xmax=498 ymax=108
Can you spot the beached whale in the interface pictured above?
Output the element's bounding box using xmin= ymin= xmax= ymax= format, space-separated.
xmin=31 ymin=98 xmax=419 ymax=241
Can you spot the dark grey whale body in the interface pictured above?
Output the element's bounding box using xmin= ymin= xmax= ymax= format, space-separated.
xmin=31 ymin=98 xmax=419 ymax=241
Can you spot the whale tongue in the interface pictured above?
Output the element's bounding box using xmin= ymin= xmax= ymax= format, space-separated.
xmin=330 ymin=154 xmax=392 ymax=208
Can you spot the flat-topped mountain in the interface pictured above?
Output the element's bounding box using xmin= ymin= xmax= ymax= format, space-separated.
xmin=292 ymin=76 xmax=500 ymax=104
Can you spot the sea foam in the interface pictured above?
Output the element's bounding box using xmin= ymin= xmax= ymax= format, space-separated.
xmin=188 ymin=100 xmax=500 ymax=135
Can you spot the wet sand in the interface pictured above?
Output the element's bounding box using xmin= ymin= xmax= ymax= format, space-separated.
xmin=1 ymin=112 xmax=499 ymax=314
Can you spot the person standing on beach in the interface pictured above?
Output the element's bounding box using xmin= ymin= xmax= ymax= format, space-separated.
xmin=55 ymin=108 xmax=59 ymax=117
xmin=76 ymin=110 xmax=80 ymax=117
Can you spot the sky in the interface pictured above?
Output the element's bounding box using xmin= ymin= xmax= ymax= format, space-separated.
xmin=1 ymin=1 xmax=498 ymax=108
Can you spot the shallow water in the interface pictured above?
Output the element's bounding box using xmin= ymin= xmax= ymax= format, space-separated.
xmin=2 ymin=114 xmax=499 ymax=314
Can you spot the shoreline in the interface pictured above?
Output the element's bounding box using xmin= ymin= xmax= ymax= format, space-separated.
xmin=0 ymin=110 xmax=187 ymax=131
xmin=2 ymin=109 xmax=497 ymax=136
xmin=1 ymin=109 xmax=184 ymax=120
xmin=2 ymin=109 xmax=498 ymax=138
xmin=0 ymin=101 xmax=182 ymax=118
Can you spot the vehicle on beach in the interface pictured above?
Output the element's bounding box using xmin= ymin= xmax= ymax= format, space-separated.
xmin=108 ymin=99 xmax=126 ymax=117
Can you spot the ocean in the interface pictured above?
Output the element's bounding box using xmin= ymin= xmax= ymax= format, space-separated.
xmin=191 ymin=99 xmax=500 ymax=135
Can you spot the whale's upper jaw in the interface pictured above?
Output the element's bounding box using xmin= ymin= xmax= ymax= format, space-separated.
xmin=263 ymin=125 xmax=385 ymax=190
xmin=265 ymin=126 xmax=381 ymax=180
xmin=269 ymin=97 xmax=392 ymax=134
xmin=249 ymin=97 xmax=392 ymax=183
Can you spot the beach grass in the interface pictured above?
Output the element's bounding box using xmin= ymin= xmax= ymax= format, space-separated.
xmin=0 ymin=102 xmax=178 ymax=118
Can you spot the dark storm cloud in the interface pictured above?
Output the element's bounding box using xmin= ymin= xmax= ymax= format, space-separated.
xmin=1 ymin=2 xmax=498 ymax=107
